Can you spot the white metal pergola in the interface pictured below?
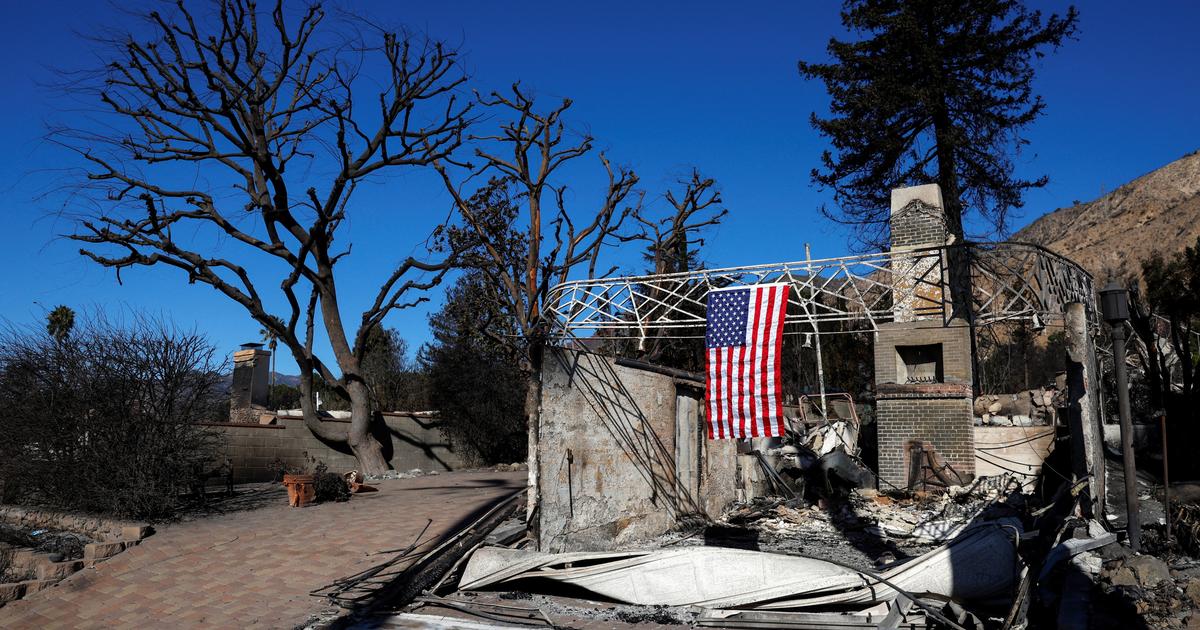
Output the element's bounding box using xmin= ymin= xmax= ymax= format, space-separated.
xmin=545 ymin=242 xmax=1096 ymax=345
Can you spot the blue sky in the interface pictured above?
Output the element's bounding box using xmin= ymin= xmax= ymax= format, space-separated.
xmin=1 ymin=1 xmax=1197 ymax=372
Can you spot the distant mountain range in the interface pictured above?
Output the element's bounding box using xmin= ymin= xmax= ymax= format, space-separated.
xmin=1014 ymin=150 xmax=1200 ymax=283
xmin=217 ymin=371 xmax=301 ymax=393
xmin=269 ymin=372 xmax=302 ymax=387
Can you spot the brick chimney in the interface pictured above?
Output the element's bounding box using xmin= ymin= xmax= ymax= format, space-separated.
xmin=230 ymin=342 xmax=270 ymax=422
xmin=873 ymin=184 xmax=975 ymax=489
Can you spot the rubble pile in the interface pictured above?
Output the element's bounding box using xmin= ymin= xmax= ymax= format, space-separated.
xmin=365 ymin=468 xmax=440 ymax=481
xmin=1092 ymin=549 xmax=1200 ymax=629
xmin=720 ymin=476 xmax=1021 ymax=554
xmin=973 ymin=386 xmax=1060 ymax=426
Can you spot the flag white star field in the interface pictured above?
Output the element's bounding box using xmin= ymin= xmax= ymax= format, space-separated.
xmin=704 ymin=283 xmax=789 ymax=439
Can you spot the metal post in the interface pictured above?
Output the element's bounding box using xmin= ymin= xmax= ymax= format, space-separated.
xmin=805 ymin=243 xmax=827 ymax=419
xmin=1162 ymin=413 xmax=1171 ymax=544
xmin=1112 ymin=325 xmax=1141 ymax=551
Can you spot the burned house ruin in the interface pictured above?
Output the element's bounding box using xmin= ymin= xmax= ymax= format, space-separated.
xmin=535 ymin=183 xmax=1101 ymax=551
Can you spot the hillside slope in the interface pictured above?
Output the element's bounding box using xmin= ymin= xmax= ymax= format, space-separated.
xmin=1014 ymin=151 xmax=1200 ymax=282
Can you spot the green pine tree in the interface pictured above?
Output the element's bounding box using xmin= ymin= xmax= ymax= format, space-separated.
xmin=799 ymin=0 xmax=1078 ymax=247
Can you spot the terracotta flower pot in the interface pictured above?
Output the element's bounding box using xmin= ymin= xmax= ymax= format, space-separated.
xmin=282 ymin=473 xmax=316 ymax=507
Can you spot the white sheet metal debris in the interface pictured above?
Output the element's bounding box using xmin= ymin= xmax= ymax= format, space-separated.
xmin=460 ymin=518 xmax=1021 ymax=610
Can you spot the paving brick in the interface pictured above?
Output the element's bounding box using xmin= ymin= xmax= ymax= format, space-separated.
xmin=0 ymin=471 xmax=524 ymax=629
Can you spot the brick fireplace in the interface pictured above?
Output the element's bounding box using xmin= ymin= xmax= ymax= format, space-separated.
xmin=874 ymin=184 xmax=975 ymax=489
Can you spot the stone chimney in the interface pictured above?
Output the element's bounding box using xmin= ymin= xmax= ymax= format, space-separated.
xmin=230 ymin=342 xmax=270 ymax=422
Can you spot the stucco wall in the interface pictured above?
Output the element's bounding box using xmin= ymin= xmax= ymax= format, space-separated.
xmin=973 ymin=426 xmax=1056 ymax=483
xmin=537 ymin=348 xmax=735 ymax=552
xmin=204 ymin=412 xmax=465 ymax=483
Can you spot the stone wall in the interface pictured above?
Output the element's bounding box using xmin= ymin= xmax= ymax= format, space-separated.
xmin=203 ymin=412 xmax=466 ymax=483
xmin=536 ymin=348 xmax=736 ymax=552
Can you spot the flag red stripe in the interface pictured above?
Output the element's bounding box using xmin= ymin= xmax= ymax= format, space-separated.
xmin=704 ymin=347 xmax=714 ymax=439
xmin=773 ymin=287 xmax=788 ymax=434
xmin=725 ymin=344 xmax=735 ymax=438
xmin=746 ymin=287 xmax=761 ymax=437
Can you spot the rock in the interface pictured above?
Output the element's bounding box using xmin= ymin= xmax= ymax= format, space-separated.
xmin=1012 ymin=391 xmax=1034 ymax=416
xmin=37 ymin=559 xmax=83 ymax=581
xmin=46 ymin=552 xmax=64 ymax=563
xmin=1187 ymin=614 xmax=1200 ymax=630
xmin=1185 ymin=578 xmax=1200 ymax=607
xmin=0 ymin=582 xmax=27 ymax=604
xmin=988 ymin=401 xmax=1003 ymax=414
xmin=121 ymin=525 xmax=151 ymax=541
xmin=1128 ymin=555 xmax=1171 ymax=588
xmin=1110 ymin=567 xmax=1138 ymax=587
xmin=19 ymin=579 xmax=54 ymax=595
xmin=1098 ymin=543 xmax=1132 ymax=561
xmin=83 ymin=541 xmax=125 ymax=564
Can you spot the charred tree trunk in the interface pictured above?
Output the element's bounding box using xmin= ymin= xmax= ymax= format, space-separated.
xmin=294 ymin=350 xmax=389 ymax=476
xmin=524 ymin=342 xmax=545 ymax=540
xmin=346 ymin=381 xmax=388 ymax=476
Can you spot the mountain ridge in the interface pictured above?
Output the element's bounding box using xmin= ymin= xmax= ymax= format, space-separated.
xmin=1013 ymin=150 xmax=1200 ymax=283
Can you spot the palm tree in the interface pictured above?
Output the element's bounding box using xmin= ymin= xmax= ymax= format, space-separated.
xmin=260 ymin=327 xmax=277 ymax=408
xmin=47 ymin=305 xmax=75 ymax=344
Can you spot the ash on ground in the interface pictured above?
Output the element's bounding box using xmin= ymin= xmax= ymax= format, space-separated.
xmin=637 ymin=480 xmax=1020 ymax=572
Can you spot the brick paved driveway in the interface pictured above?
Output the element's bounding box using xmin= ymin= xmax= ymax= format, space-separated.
xmin=0 ymin=471 xmax=525 ymax=629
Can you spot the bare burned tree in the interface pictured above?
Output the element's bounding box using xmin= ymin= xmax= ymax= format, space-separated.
xmin=630 ymin=170 xmax=728 ymax=368
xmin=56 ymin=0 xmax=471 ymax=474
xmin=637 ymin=169 xmax=727 ymax=277
xmin=433 ymin=85 xmax=642 ymax=517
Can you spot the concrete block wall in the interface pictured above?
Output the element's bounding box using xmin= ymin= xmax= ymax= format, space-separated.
xmin=204 ymin=413 xmax=465 ymax=483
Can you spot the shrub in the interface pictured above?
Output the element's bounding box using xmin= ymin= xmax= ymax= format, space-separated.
xmin=0 ymin=314 xmax=226 ymax=519
xmin=306 ymin=456 xmax=350 ymax=503
xmin=313 ymin=470 xmax=351 ymax=503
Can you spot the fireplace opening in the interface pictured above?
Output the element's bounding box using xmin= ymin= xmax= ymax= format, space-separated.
xmin=896 ymin=343 xmax=943 ymax=384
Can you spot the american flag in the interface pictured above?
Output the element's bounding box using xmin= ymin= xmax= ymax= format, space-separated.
xmin=704 ymin=284 xmax=790 ymax=439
